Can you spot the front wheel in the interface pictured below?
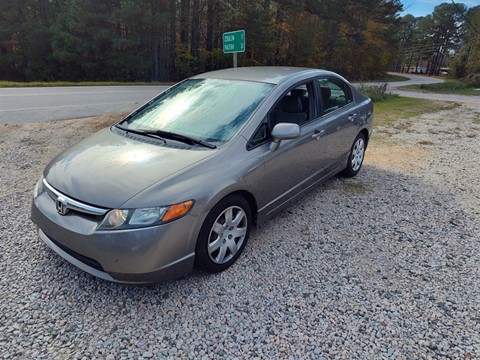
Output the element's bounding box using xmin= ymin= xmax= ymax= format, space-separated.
xmin=195 ymin=194 xmax=252 ymax=273
xmin=342 ymin=133 xmax=366 ymax=177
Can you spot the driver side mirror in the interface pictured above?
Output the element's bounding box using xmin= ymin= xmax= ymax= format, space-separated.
xmin=270 ymin=123 xmax=300 ymax=152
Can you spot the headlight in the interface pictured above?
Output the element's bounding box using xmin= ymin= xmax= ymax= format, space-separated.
xmin=97 ymin=200 xmax=194 ymax=230
xmin=33 ymin=176 xmax=45 ymax=198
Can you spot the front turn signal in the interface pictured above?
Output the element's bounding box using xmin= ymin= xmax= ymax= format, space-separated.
xmin=161 ymin=200 xmax=194 ymax=222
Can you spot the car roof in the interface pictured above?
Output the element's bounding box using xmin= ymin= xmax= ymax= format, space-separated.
xmin=191 ymin=66 xmax=338 ymax=85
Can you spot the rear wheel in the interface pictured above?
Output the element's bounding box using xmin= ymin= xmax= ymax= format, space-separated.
xmin=342 ymin=133 xmax=366 ymax=177
xmin=195 ymin=194 xmax=252 ymax=273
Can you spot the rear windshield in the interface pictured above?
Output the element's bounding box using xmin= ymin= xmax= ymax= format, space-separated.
xmin=123 ymin=78 xmax=273 ymax=143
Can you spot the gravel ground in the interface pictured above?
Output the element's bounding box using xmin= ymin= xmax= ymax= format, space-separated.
xmin=0 ymin=103 xmax=479 ymax=359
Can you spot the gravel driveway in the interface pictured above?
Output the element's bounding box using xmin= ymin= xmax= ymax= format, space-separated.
xmin=1 ymin=103 xmax=479 ymax=359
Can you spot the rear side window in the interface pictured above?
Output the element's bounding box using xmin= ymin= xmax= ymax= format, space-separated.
xmin=317 ymin=78 xmax=353 ymax=114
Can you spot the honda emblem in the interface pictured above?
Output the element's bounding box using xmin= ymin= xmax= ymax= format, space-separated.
xmin=56 ymin=196 xmax=69 ymax=216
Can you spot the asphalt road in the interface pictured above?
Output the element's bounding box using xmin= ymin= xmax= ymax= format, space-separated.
xmin=385 ymin=72 xmax=445 ymax=89
xmin=385 ymin=73 xmax=480 ymax=104
xmin=0 ymin=85 xmax=169 ymax=124
xmin=359 ymin=73 xmax=480 ymax=104
xmin=1 ymin=73 xmax=478 ymax=125
xmin=354 ymin=72 xmax=444 ymax=90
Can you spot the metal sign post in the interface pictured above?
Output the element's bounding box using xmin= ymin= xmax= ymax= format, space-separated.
xmin=223 ymin=30 xmax=245 ymax=68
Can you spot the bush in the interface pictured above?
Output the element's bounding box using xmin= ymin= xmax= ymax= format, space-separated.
xmin=464 ymin=73 xmax=480 ymax=88
xmin=357 ymin=83 xmax=399 ymax=102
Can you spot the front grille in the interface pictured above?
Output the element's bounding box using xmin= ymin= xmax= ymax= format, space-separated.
xmin=43 ymin=179 xmax=109 ymax=216
xmin=49 ymin=237 xmax=104 ymax=272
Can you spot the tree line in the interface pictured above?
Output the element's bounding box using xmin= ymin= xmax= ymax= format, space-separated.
xmin=0 ymin=0 xmax=404 ymax=82
xmin=449 ymin=5 xmax=480 ymax=80
xmin=395 ymin=2 xmax=480 ymax=79
xmin=0 ymin=1 xmax=478 ymax=83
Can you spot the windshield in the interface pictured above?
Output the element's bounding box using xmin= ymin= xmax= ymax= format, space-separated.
xmin=122 ymin=78 xmax=274 ymax=143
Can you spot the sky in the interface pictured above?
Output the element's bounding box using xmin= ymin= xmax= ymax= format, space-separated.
xmin=401 ymin=0 xmax=479 ymax=17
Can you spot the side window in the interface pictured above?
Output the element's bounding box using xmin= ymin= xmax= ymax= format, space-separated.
xmin=317 ymin=78 xmax=353 ymax=114
xmin=269 ymin=82 xmax=313 ymax=129
xmin=247 ymin=81 xmax=313 ymax=150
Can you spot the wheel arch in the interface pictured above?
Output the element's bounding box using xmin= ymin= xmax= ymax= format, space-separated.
xmin=359 ymin=128 xmax=370 ymax=148
xmin=233 ymin=190 xmax=258 ymax=226
xmin=208 ymin=189 xmax=258 ymax=226
xmin=194 ymin=189 xmax=256 ymax=272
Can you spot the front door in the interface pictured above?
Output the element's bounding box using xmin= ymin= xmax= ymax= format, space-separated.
xmin=257 ymin=82 xmax=339 ymax=217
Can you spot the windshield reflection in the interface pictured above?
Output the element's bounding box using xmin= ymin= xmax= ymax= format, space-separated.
xmin=125 ymin=79 xmax=273 ymax=142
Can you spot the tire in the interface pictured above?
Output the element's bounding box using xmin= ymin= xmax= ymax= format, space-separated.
xmin=342 ymin=133 xmax=366 ymax=177
xmin=195 ymin=194 xmax=252 ymax=273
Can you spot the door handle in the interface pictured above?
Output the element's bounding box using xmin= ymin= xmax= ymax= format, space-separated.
xmin=312 ymin=129 xmax=325 ymax=140
xmin=348 ymin=113 xmax=357 ymax=121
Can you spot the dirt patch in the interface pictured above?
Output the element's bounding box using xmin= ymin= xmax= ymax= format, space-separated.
xmin=366 ymin=143 xmax=430 ymax=173
xmin=0 ymin=113 xmax=126 ymax=196
xmin=366 ymin=103 xmax=480 ymax=215
xmin=1 ymin=113 xmax=125 ymax=137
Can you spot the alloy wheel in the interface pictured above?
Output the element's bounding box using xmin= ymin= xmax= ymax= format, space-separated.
xmin=351 ymin=137 xmax=365 ymax=172
xmin=207 ymin=206 xmax=247 ymax=264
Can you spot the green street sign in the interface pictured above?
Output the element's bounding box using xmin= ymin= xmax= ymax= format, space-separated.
xmin=223 ymin=30 xmax=245 ymax=54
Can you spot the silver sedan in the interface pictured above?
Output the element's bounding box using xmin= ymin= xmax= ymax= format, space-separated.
xmin=31 ymin=67 xmax=373 ymax=284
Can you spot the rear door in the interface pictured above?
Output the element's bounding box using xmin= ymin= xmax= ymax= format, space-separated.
xmin=316 ymin=77 xmax=359 ymax=159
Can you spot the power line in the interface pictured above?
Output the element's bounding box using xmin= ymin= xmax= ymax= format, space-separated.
xmin=396 ymin=45 xmax=438 ymax=56
xmin=451 ymin=0 xmax=480 ymax=35
xmin=397 ymin=44 xmax=438 ymax=52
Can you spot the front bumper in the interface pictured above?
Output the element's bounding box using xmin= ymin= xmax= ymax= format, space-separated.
xmin=31 ymin=191 xmax=197 ymax=284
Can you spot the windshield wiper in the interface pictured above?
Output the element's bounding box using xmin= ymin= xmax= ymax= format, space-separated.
xmin=115 ymin=124 xmax=167 ymax=143
xmin=115 ymin=124 xmax=216 ymax=149
xmin=139 ymin=129 xmax=217 ymax=149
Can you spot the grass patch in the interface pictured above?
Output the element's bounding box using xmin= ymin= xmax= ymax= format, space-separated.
xmin=378 ymin=74 xmax=410 ymax=82
xmin=398 ymin=80 xmax=480 ymax=96
xmin=374 ymin=97 xmax=459 ymax=127
xmin=361 ymin=74 xmax=410 ymax=82
xmin=0 ymin=81 xmax=173 ymax=87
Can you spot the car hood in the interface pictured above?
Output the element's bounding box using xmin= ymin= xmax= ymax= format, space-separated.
xmin=44 ymin=128 xmax=216 ymax=208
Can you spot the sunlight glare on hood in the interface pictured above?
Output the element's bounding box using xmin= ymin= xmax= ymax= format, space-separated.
xmin=117 ymin=149 xmax=153 ymax=164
